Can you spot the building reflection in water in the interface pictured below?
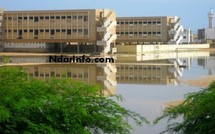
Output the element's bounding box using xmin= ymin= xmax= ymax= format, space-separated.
xmin=198 ymin=56 xmax=215 ymax=75
xmin=0 ymin=51 xmax=206 ymax=92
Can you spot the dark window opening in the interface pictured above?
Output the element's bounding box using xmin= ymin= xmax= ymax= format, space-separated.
xmin=129 ymin=22 xmax=133 ymax=24
xmin=45 ymin=16 xmax=49 ymax=19
xmin=45 ymin=29 xmax=49 ymax=32
xmin=148 ymin=22 xmax=152 ymax=24
xmin=120 ymin=32 xmax=124 ymax=34
xmin=67 ymin=29 xmax=71 ymax=35
xmin=84 ymin=29 xmax=88 ymax=35
xmin=73 ymin=16 xmax=77 ymax=19
xmin=18 ymin=17 xmax=22 ymax=20
xmin=148 ymin=32 xmax=152 ymax=34
xmin=62 ymin=16 xmax=66 ymax=19
xmin=62 ymin=29 xmax=66 ymax=32
xmin=50 ymin=16 xmax=55 ymax=19
xmin=29 ymin=17 xmax=33 ymax=20
xmin=125 ymin=22 xmax=129 ymax=24
xmin=24 ymin=17 xmax=28 ymax=20
xmin=84 ymin=16 xmax=88 ymax=21
xmin=56 ymin=29 xmax=60 ymax=32
xmin=78 ymin=29 xmax=82 ymax=32
xmin=67 ymin=16 xmax=71 ymax=19
xmin=40 ymin=16 xmax=44 ymax=20
xmin=139 ymin=22 xmax=143 ymax=24
xmin=13 ymin=30 xmax=17 ymax=32
xmin=153 ymin=21 xmax=156 ymax=24
xmin=121 ymin=22 xmax=124 ymax=24
xmin=78 ymin=16 xmax=83 ymax=19
xmin=18 ymin=30 xmax=22 ymax=35
xmin=51 ymin=30 xmax=55 ymax=35
xmin=134 ymin=22 xmax=138 ymax=24
xmin=40 ymin=29 xmax=44 ymax=32
xmin=143 ymin=22 xmax=147 ymax=24
xmin=56 ymin=16 xmax=60 ymax=19
xmin=29 ymin=30 xmax=33 ymax=32
xmin=24 ymin=30 xmax=28 ymax=32
xmin=125 ymin=32 xmax=128 ymax=34
xmin=139 ymin=32 xmax=142 ymax=34
xmin=34 ymin=17 xmax=39 ymax=22
xmin=73 ymin=29 xmax=77 ymax=32
xmin=34 ymin=30 xmax=38 ymax=35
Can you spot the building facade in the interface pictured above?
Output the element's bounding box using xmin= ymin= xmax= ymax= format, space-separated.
xmin=116 ymin=16 xmax=184 ymax=45
xmin=1 ymin=9 xmax=116 ymax=53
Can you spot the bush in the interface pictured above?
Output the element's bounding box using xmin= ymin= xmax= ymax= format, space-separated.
xmin=154 ymin=81 xmax=215 ymax=134
xmin=0 ymin=67 xmax=149 ymax=134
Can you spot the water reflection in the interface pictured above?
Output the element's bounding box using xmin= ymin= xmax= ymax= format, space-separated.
xmin=0 ymin=51 xmax=215 ymax=134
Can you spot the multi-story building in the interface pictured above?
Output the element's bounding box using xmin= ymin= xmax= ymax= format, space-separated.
xmin=0 ymin=9 xmax=3 ymax=51
xmin=116 ymin=16 xmax=184 ymax=45
xmin=1 ymin=9 xmax=116 ymax=53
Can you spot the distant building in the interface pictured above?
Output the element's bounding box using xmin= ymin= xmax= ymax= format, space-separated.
xmin=116 ymin=16 xmax=185 ymax=45
xmin=0 ymin=9 xmax=117 ymax=53
xmin=198 ymin=9 xmax=215 ymax=43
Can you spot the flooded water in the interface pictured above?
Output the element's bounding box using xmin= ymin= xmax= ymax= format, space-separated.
xmin=0 ymin=50 xmax=215 ymax=133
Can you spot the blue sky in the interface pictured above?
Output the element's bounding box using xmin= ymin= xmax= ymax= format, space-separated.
xmin=1 ymin=0 xmax=214 ymax=32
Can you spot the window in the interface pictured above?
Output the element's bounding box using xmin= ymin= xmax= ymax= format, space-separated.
xmin=78 ymin=29 xmax=82 ymax=32
xmin=117 ymin=22 xmax=120 ymax=25
xmin=134 ymin=22 xmax=138 ymax=24
xmin=34 ymin=17 xmax=39 ymax=22
xmin=120 ymin=32 xmax=124 ymax=34
xmin=148 ymin=21 xmax=152 ymax=24
xmin=78 ymin=16 xmax=83 ymax=19
xmin=29 ymin=30 xmax=33 ymax=32
xmin=24 ymin=17 xmax=28 ymax=20
xmin=143 ymin=32 xmax=147 ymax=34
xmin=157 ymin=32 xmax=161 ymax=34
xmin=45 ymin=16 xmax=49 ymax=19
xmin=50 ymin=16 xmax=55 ymax=19
xmin=157 ymin=21 xmax=161 ymax=24
xmin=129 ymin=32 xmax=133 ymax=34
xmin=34 ymin=30 xmax=38 ymax=35
xmin=73 ymin=16 xmax=77 ymax=19
xmin=67 ymin=29 xmax=71 ymax=34
xmin=125 ymin=22 xmax=128 ymax=24
xmin=129 ymin=22 xmax=133 ymax=24
xmin=50 ymin=29 xmax=55 ymax=35
xmin=134 ymin=32 xmax=138 ymax=34
xmin=45 ymin=29 xmax=49 ymax=32
xmin=116 ymin=32 xmax=119 ymax=34
xmin=84 ymin=29 xmax=88 ymax=35
xmin=29 ymin=17 xmax=33 ymax=20
xmin=139 ymin=22 xmax=142 ymax=24
xmin=8 ymin=17 xmax=12 ymax=20
xmin=139 ymin=32 xmax=142 ymax=34
xmin=24 ymin=30 xmax=28 ymax=32
xmin=56 ymin=16 xmax=60 ymax=19
xmin=40 ymin=29 xmax=44 ymax=32
xmin=56 ymin=29 xmax=60 ymax=32
xmin=148 ymin=32 xmax=152 ymax=34
xmin=18 ymin=17 xmax=22 ymax=20
xmin=61 ymin=16 xmax=66 ymax=19
xmin=143 ymin=22 xmax=147 ymax=24
xmin=83 ymin=16 xmax=88 ymax=21
xmin=153 ymin=32 xmax=156 ymax=34
xmin=40 ymin=16 xmax=44 ymax=20
xmin=153 ymin=21 xmax=156 ymax=24
xmin=73 ymin=29 xmax=77 ymax=32
xmin=121 ymin=22 xmax=124 ymax=24
xmin=13 ymin=30 xmax=17 ymax=32
xmin=67 ymin=16 xmax=71 ymax=19
xmin=125 ymin=32 xmax=128 ymax=34
xmin=62 ymin=29 xmax=66 ymax=32
xmin=18 ymin=30 xmax=22 ymax=36
xmin=183 ymin=36 xmax=186 ymax=39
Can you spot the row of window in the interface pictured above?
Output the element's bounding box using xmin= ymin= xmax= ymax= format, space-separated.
xmin=5 ymin=15 xmax=88 ymax=22
xmin=117 ymin=21 xmax=161 ymax=25
xmin=5 ymin=29 xmax=88 ymax=35
xmin=116 ymin=32 xmax=161 ymax=35
xmin=117 ymin=66 xmax=161 ymax=70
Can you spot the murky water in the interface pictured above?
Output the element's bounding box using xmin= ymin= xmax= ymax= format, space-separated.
xmin=0 ymin=50 xmax=215 ymax=133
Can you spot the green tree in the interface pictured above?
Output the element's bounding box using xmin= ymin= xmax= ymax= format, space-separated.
xmin=154 ymin=81 xmax=215 ymax=134
xmin=0 ymin=67 xmax=149 ymax=134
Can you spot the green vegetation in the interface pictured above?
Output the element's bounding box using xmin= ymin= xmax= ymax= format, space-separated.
xmin=154 ymin=81 xmax=215 ymax=134
xmin=0 ymin=67 xmax=148 ymax=134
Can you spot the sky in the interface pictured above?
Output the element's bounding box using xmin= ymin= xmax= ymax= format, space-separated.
xmin=1 ymin=0 xmax=215 ymax=32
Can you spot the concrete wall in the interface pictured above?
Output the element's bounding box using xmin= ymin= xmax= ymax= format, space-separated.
xmin=116 ymin=44 xmax=210 ymax=54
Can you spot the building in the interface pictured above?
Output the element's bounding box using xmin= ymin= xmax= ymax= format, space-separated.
xmin=198 ymin=9 xmax=215 ymax=43
xmin=116 ymin=16 xmax=185 ymax=45
xmin=1 ymin=9 xmax=117 ymax=53
xmin=0 ymin=9 xmax=3 ymax=51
